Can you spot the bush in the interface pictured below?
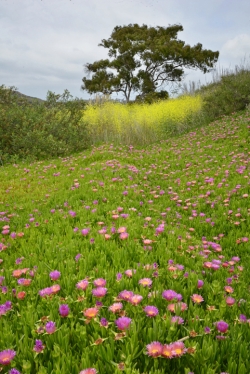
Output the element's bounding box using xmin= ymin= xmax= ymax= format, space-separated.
xmin=196 ymin=65 xmax=250 ymax=121
xmin=0 ymin=86 xmax=90 ymax=162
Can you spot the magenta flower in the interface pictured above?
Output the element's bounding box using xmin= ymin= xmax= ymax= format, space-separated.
xmin=59 ymin=304 xmax=70 ymax=317
xmin=0 ymin=350 xmax=16 ymax=366
xmin=92 ymin=287 xmax=107 ymax=298
xmin=81 ymin=228 xmax=90 ymax=236
xmin=162 ymin=290 xmax=182 ymax=301
xmin=118 ymin=290 xmax=134 ymax=301
xmin=33 ymin=339 xmax=45 ymax=353
xmin=93 ymin=278 xmax=106 ymax=287
xmin=9 ymin=369 xmax=21 ymax=374
xmin=115 ymin=317 xmax=132 ymax=331
xmin=197 ymin=280 xmax=204 ymax=289
xmin=144 ymin=305 xmax=159 ymax=317
xmin=216 ymin=320 xmax=229 ymax=333
xmin=49 ymin=270 xmax=61 ymax=281
xmin=79 ymin=369 xmax=97 ymax=374
xmin=45 ymin=321 xmax=56 ymax=334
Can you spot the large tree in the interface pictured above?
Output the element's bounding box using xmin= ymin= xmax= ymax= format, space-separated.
xmin=81 ymin=24 xmax=219 ymax=103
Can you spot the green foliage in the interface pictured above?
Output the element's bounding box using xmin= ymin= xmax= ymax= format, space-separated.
xmin=81 ymin=23 xmax=219 ymax=102
xmin=0 ymin=86 xmax=90 ymax=162
xmin=192 ymin=65 xmax=250 ymax=121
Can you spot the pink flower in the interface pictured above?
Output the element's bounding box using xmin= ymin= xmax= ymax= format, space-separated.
xmin=93 ymin=278 xmax=106 ymax=287
xmin=79 ymin=369 xmax=97 ymax=374
xmin=146 ymin=341 xmax=163 ymax=358
xmin=76 ymin=279 xmax=89 ymax=291
xmin=109 ymin=303 xmax=123 ymax=313
xmin=144 ymin=305 xmax=159 ymax=317
xmin=0 ymin=349 xmax=16 ymax=365
xmin=45 ymin=321 xmax=56 ymax=334
xmin=92 ymin=287 xmax=107 ymax=298
xmin=138 ymin=278 xmax=152 ymax=287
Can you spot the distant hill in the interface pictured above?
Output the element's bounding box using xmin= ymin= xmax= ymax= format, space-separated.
xmin=13 ymin=91 xmax=45 ymax=104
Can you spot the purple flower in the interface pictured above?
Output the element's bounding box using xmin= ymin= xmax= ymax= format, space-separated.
xmin=33 ymin=339 xmax=45 ymax=353
xmin=0 ymin=276 xmax=5 ymax=285
xmin=204 ymin=326 xmax=211 ymax=334
xmin=216 ymin=320 xmax=229 ymax=333
xmin=239 ymin=314 xmax=247 ymax=323
xmin=162 ymin=290 xmax=182 ymax=301
xmin=59 ymin=304 xmax=70 ymax=317
xmin=115 ymin=317 xmax=132 ymax=331
xmin=45 ymin=321 xmax=56 ymax=334
xmin=100 ymin=318 xmax=108 ymax=327
xmin=9 ymin=369 xmax=21 ymax=374
xmin=49 ymin=270 xmax=61 ymax=281
xmin=116 ymin=272 xmax=122 ymax=281
xmin=75 ymin=253 xmax=81 ymax=262
xmin=0 ymin=350 xmax=16 ymax=365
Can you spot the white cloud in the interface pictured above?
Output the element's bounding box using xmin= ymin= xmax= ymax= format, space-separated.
xmin=220 ymin=34 xmax=250 ymax=62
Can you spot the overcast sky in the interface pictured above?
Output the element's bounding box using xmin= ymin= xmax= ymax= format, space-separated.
xmin=1 ymin=0 xmax=250 ymax=101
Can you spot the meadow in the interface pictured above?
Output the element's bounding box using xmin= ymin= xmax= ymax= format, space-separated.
xmin=0 ymin=65 xmax=250 ymax=373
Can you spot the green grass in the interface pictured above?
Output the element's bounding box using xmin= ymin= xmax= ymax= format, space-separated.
xmin=0 ymin=107 xmax=250 ymax=373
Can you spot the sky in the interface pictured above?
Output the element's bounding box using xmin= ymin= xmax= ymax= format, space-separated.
xmin=1 ymin=0 xmax=250 ymax=101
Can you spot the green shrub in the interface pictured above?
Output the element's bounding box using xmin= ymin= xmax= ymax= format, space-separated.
xmin=0 ymin=86 xmax=90 ymax=162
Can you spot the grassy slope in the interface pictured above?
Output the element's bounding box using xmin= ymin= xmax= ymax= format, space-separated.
xmin=0 ymin=110 xmax=250 ymax=373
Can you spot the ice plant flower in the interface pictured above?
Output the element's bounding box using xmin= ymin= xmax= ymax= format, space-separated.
xmin=115 ymin=317 xmax=132 ymax=330
xmin=162 ymin=344 xmax=174 ymax=358
xmin=224 ymin=286 xmax=234 ymax=293
xmin=84 ymin=307 xmax=98 ymax=319
xmin=191 ymin=294 xmax=204 ymax=304
xmin=162 ymin=290 xmax=182 ymax=301
xmin=79 ymin=369 xmax=97 ymax=374
xmin=146 ymin=341 xmax=163 ymax=358
xmin=118 ymin=290 xmax=134 ymax=301
xmin=144 ymin=305 xmax=159 ymax=317
xmin=0 ymin=350 xmax=16 ymax=365
xmin=216 ymin=320 xmax=229 ymax=333
xmin=225 ymin=296 xmax=235 ymax=306
xmin=9 ymin=369 xmax=21 ymax=374
xmin=92 ymin=287 xmax=107 ymax=298
xmin=171 ymin=341 xmax=187 ymax=357
xmin=33 ymin=339 xmax=45 ymax=353
xmin=129 ymin=294 xmax=143 ymax=305
xmin=109 ymin=303 xmax=123 ymax=313
xmin=138 ymin=278 xmax=152 ymax=287
xmin=93 ymin=278 xmax=106 ymax=287
xmin=76 ymin=279 xmax=89 ymax=291
xmin=100 ymin=318 xmax=108 ymax=327
xmin=168 ymin=302 xmax=188 ymax=313
xmin=50 ymin=284 xmax=60 ymax=294
xmin=171 ymin=316 xmax=184 ymax=325
xmin=197 ymin=280 xmax=204 ymax=289
xmin=49 ymin=270 xmax=61 ymax=281
xmin=45 ymin=321 xmax=56 ymax=334
xmin=59 ymin=304 xmax=70 ymax=317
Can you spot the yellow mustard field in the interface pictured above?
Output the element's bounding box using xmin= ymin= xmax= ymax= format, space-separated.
xmin=80 ymin=95 xmax=203 ymax=144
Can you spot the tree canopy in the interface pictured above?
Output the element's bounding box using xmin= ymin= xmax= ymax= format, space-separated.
xmin=81 ymin=24 xmax=219 ymax=103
